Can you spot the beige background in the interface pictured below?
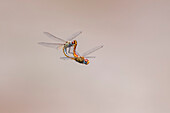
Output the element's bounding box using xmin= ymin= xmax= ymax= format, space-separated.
xmin=0 ymin=0 xmax=170 ymax=113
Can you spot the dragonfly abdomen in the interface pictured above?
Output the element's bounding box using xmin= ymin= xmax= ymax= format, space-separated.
xmin=75 ymin=57 xmax=84 ymax=64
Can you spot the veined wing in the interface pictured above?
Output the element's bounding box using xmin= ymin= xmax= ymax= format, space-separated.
xmin=44 ymin=32 xmax=66 ymax=42
xmin=76 ymin=51 xmax=81 ymax=56
xmin=38 ymin=42 xmax=64 ymax=49
xmin=85 ymin=56 xmax=96 ymax=58
xmin=67 ymin=31 xmax=82 ymax=41
xmin=81 ymin=45 xmax=103 ymax=57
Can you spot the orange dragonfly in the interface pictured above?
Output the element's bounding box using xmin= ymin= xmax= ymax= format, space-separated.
xmin=61 ymin=40 xmax=103 ymax=65
xmin=38 ymin=31 xmax=82 ymax=53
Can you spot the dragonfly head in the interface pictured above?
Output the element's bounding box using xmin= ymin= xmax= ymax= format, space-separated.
xmin=71 ymin=41 xmax=75 ymax=45
xmin=71 ymin=40 xmax=77 ymax=45
xmin=84 ymin=58 xmax=90 ymax=65
xmin=66 ymin=41 xmax=71 ymax=44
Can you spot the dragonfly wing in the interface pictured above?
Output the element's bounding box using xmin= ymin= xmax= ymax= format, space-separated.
xmin=85 ymin=56 xmax=96 ymax=58
xmin=38 ymin=42 xmax=64 ymax=49
xmin=82 ymin=45 xmax=103 ymax=57
xmin=56 ymin=45 xmax=64 ymax=50
xmin=67 ymin=31 xmax=82 ymax=41
xmin=44 ymin=32 xmax=66 ymax=42
xmin=76 ymin=51 xmax=81 ymax=56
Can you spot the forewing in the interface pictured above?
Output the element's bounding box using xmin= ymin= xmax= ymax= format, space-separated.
xmin=82 ymin=45 xmax=103 ymax=57
xmin=38 ymin=42 xmax=64 ymax=49
xmin=44 ymin=32 xmax=66 ymax=42
xmin=67 ymin=31 xmax=82 ymax=41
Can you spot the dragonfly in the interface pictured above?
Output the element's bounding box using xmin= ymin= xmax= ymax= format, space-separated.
xmin=61 ymin=40 xmax=103 ymax=65
xmin=38 ymin=31 xmax=82 ymax=54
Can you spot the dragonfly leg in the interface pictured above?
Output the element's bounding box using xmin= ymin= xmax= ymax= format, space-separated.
xmin=65 ymin=48 xmax=68 ymax=54
xmin=68 ymin=47 xmax=71 ymax=53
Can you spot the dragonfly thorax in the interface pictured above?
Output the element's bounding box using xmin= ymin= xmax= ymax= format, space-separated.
xmin=64 ymin=41 xmax=71 ymax=48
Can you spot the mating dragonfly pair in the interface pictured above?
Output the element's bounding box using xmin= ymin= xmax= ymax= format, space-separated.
xmin=38 ymin=31 xmax=103 ymax=65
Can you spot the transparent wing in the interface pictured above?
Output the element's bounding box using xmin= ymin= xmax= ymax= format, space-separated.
xmin=44 ymin=32 xmax=66 ymax=42
xmin=67 ymin=31 xmax=82 ymax=41
xmin=38 ymin=42 xmax=64 ymax=49
xmin=85 ymin=56 xmax=96 ymax=58
xmin=81 ymin=45 xmax=103 ymax=57
xmin=76 ymin=51 xmax=81 ymax=56
xmin=56 ymin=45 xmax=64 ymax=49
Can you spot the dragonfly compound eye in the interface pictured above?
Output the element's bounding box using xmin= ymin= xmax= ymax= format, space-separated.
xmin=72 ymin=41 xmax=75 ymax=44
xmin=85 ymin=60 xmax=89 ymax=65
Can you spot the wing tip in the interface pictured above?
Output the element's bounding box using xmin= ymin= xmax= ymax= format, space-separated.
xmin=38 ymin=42 xmax=45 ymax=45
xmin=43 ymin=32 xmax=48 ymax=34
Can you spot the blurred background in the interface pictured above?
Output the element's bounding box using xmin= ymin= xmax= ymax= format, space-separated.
xmin=0 ymin=0 xmax=170 ymax=113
